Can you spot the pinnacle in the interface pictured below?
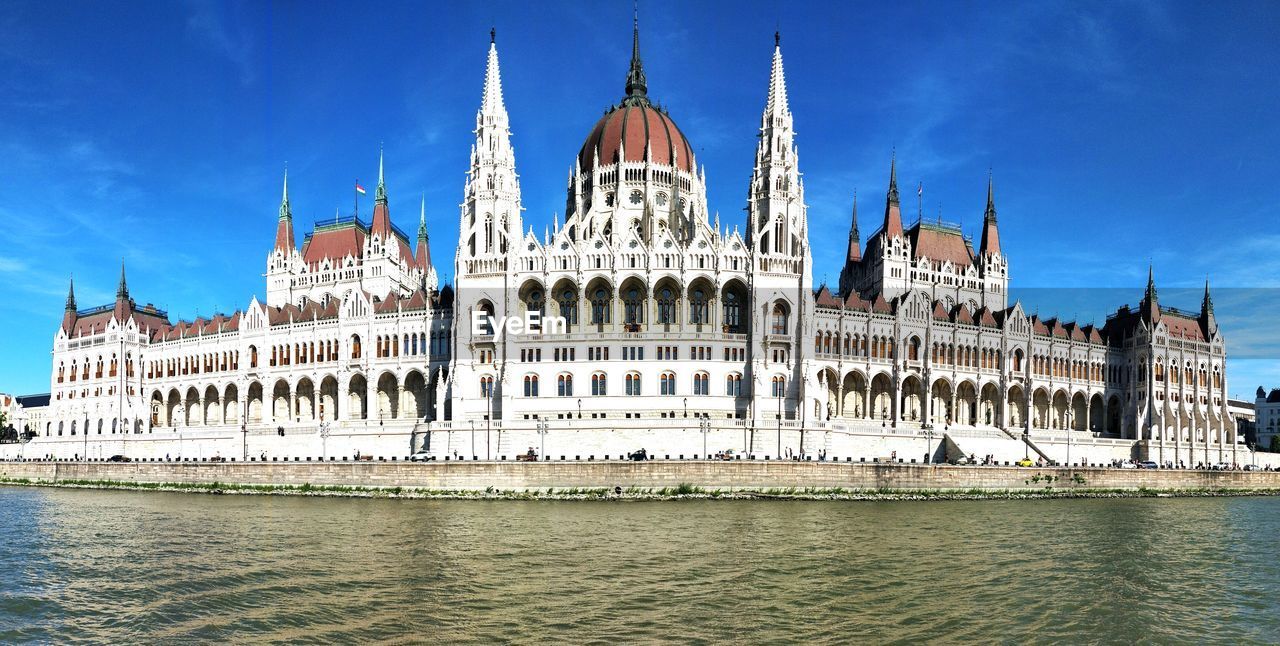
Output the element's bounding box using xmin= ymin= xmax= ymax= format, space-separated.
xmin=765 ymin=34 xmax=789 ymax=116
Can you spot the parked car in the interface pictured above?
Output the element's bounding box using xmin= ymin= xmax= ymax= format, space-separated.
xmin=408 ymin=450 xmax=432 ymax=462
xmin=1119 ymin=461 xmax=1138 ymax=469
xmin=106 ymin=455 xmax=131 ymax=462
xmin=1138 ymin=460 xmax=1158 ymax=469
xmin=1244 ymin=464 xmax=1261 ymax=471
xmin=1015 ymin=458 xmax=1035 ymax=467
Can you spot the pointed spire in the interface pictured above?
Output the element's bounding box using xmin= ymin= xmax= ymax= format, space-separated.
xmin=1202 ymin=278 xmax=1213 ymax=314
xmin=371 ymin=149 xmax=392 ymax=238
xmin=1146 ymin=264 xmax=1157 ymax=302
xmin=979 ymin=174 xmax=1001 ymax=257
xmin=481 ymin=30 xmax=508 ymax=119
xmin=274 ymin=167 xmax=295 ymax=251
xmin=415 ymin=193 xmax=431 ymax=270
xmin=765 ymin=30 xmax=789 ymax=116
xmin=116 ymin=260 xmax=129 ymax=300
xmin=65 ymin=275 xmax=76 ymax=312
xmin=375 ymin=146 xmax=387 ymax=203
xmin=882 ymin=153 xmax=903 ymax=238
xmin=1141 ymin=264 xmax=1161 ymax=324
xmin=622 ymin=7 xmax=649 ymax=105
xmin=846 ymin=191 xmax=861 ymax=262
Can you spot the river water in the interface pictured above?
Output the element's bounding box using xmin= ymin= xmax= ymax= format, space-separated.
xmin=2 ymin=487 xmax=1279 ymax=644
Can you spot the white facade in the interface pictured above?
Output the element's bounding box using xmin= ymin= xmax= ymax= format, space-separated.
xmin=12 ymin=26 xmax=1242 ymax=466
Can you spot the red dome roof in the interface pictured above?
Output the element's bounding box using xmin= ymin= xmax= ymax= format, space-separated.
xmin=578 ymin=103 xmax=694 ymax=173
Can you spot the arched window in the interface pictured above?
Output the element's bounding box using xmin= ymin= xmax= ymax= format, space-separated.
xmin=558 ymin=288 xmax=577 ymax=326
xmin=693 ymin=372 xmax=709 ymax=396
xmin=591 ymin=289 xmax=610 ymax=325
xmin=624 ymin=288 xmax=643 ymax=326
xmin=660 ymin=372 xmax=676 ymax=395
xmin=726 ymin=373 xmax=742 ymax=397
xmin=527 ymin=289 xmax=544 ymax=315
xmin=625 ymin=372 xmax=642 ymax=396
xmin=591 ymin=372 xmax=607 ymax=396
xmin=723 ymin=292 xmax=741 ymax=331
xmin=657 ymin=288 xmax=675 ymax=325
xmin=771 ymin=375 xmax=786 ymax=398
xmin=557 ymin=374 xmax=573 ymax=397
xmin=523 ymin=374 xmax=539 ymax=397
xmin=690 ymin=289 xmax=707 ymax=325
xmin=480 ymin=375 xmax=494 ymax=398
xmin=771 ymin=303 xmax=789 ymax=335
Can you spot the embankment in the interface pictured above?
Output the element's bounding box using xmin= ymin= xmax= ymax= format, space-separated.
xmin=2 ymin=460 xmax=1279 ymax=499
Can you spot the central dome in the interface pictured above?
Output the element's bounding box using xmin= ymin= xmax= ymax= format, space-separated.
xmin=578 ymin=103 xmax=694 ymax=173
xmin=576 ymin=20 xmax=694 ymax=173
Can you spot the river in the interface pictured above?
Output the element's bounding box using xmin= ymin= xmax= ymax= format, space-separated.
xmin=1 ymin=487 xmax=1278 ymax=643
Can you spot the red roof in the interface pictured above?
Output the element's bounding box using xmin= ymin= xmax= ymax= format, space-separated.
xmin=1163 ymin=313 xmax=1206 ymax=342
xmin=579 ymin=102 xmax=694 ymax=172
xmin=909 ymin=224 xmax=974 ymax=267
xmin=303 ymin=226 xmax=367 ymax=265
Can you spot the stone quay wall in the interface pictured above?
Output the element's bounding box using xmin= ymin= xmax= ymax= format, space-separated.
xmin=3 ymin=461 xmax=1280 ymax=493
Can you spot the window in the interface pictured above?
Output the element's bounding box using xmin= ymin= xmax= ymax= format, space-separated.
xmin=592 ymin=372 xmax=607 ymax=396
xmin=624 ymin=288 xmax=643 ymax=326
xmin=527 ymin=289 xmax=544 ymax=315
xmin=657 ymin=288 xmax=675 ymax=325
xmin=480 ymin=376 xmax=494 ymax=398
xmin=771 ymin=303 xmax=789 ymax=335
xmin=523 ymin=375 xmax=539 ymax=397
xmin=558 ymin=374 xmax=573 ymax=397
xmin=724 ymin=292 xmax=741 ymax=330
xmin=591 ymin=289 xmax=610 ymax=325
xmin=771 ymin=375 xmax=786 ymax=397
xmin=693 ymin=372 xmax=709 ymax=395
xmin=660 ymin=372 xmax=676 ymax=395
xmin=626 ymin=373 xmax=642 ymax=396
xmin=559 ymin=289 xmax=577 ymax=326
xmin=726 ymin=373 xmax=742 ymax=397
xmin=690 ymin=289 xmax=707 ymax=325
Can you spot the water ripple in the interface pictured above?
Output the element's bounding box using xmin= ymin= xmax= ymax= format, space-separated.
xmin=2 ymin=488 xmax=1280 ymax=643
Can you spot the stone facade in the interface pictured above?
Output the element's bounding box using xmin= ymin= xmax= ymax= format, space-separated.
xmin=19 ymin=24 xmax=1241 ymax=466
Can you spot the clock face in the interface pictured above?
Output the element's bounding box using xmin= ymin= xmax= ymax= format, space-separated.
xmin=629 ymin=190 xmax=643 ymax=205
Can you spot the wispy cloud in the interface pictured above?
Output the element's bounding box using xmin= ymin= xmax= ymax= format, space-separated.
xmin=185 ymin=0 xmax=255 ymax=86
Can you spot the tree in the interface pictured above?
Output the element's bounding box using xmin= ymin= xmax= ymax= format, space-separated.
xmin=1270 ymin=435 xmax=1280 ymax=454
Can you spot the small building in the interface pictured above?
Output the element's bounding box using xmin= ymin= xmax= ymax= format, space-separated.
xmin=1254 ymin=388 xmax=1280 ymax=451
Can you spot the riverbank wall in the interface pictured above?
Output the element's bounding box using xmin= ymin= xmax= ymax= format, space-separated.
xmin=3 ymin=460 xmax=1279 ymax=494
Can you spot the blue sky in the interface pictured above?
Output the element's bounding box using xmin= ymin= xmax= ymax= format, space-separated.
xmin=1 ymin=0 xmax=1278 ymax=398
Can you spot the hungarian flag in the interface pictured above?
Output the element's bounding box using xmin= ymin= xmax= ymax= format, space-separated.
xmin=355 ymin=182 xmax=367 ymax=195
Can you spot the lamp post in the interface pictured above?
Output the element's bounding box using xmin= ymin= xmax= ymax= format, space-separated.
xmin=485 ymin=385 xmax=492 ymax=461
xmin=683 ymin=397 xmax=688 ymax=419
xmin=700 ymin=415 xmax=711 ymax=459
xmin=577 ymin=398 xmax=582 ymax=420
xmin=537 ymin=418 xmax=549 ymax=459
xmin=776 ymin=389 xmax=783 ymax=459
xmin=1066 ymin=410 xmax=1073 ymax=467
xmin=469 ymin=419 xmax=476 ymax=460
xmin=319 ymin=421 xmax=331 ymax=462
xmin=923 ymin=425 xmax=935 ymax=464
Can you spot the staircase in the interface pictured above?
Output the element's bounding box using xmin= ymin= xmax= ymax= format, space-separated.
xmin=1001 ymin=427 xmax=1053 ymax=463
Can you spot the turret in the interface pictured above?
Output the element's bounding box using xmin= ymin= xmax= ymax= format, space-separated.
xmin=882 ymin=154 xmax=903 ymax=239
xmin=112 ymin=260 xmax=133 ymax=321
xmin=978 ymin=175 xmax=1000 ymax=257
xmin=61 ymin=276 xmax=77 ymax=334
xmin=370 ymin=148 xmax=393 ymax=241
xmin=746 ymin=31 xmax=807 ymax=262
xmin=838 ymin=192 xmax=860 ymax=296
xmin=416 ymin=194 xmax=431 ymax=270
xmin=1141 ymin=265 xmax=1161 ymax=325
xmin=273 ymin=168 xmax=295 ymax=252
xmin=1201 ymin=278 xmax=1218 ymax=337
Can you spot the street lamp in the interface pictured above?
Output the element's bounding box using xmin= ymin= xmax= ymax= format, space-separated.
xmin=776 ymin=388 xmax=783 ymax=460
xmin=700 ymin=415 xmax=711 ymax=459
xmin=485 ymin=384 xmax=492 ymax=461
xmin=683 ymin=397 xmax=688 ymax=419
xmin=537 ymin=418 xmax=549 ymax=459
xmin=923 ymin=426 xmax=935 ymax=464
xmin=319 ymin=421 xmax=331 ymax=461
xmin=577 ymin=398 xmax=582 ymax=420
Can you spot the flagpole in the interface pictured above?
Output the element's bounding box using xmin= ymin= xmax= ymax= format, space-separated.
xmin=354 ymin=180 xmax=359 ymax=219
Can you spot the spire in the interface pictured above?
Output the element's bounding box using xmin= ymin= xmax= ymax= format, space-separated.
xmin=116 ymin=260 xmax=129 ymax=300
xmin=481 ymin=31 xmax=508 ymax=119
xmin=845 ymin=191 xmax=861 ymax=262
xmin=882 ymin=153 xmax=903 ymax=238
xmin=765 ymin=31 xmax=789 ymax=116
xmin=622 ymin=8 xmax=648 ymax=105
xmin=979 ymin=174 xmax=1001 ymax=257
xmin=375 ymin=146 xmax=387 ymax=203
xmin=1142 ymin=264 xmax=1160 ymax=324
xmin=371 ymin=149 xmax=392 ymax=238
xmin=415 ymin=193 xmax=431 ymax=270
xmin=65 ymin=275 xmax=76 ymax=312
xmin=1202 ymin=278 xmax=1214 ymax=314
xmin=274 ymin=167 xmax=295 ymax=251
